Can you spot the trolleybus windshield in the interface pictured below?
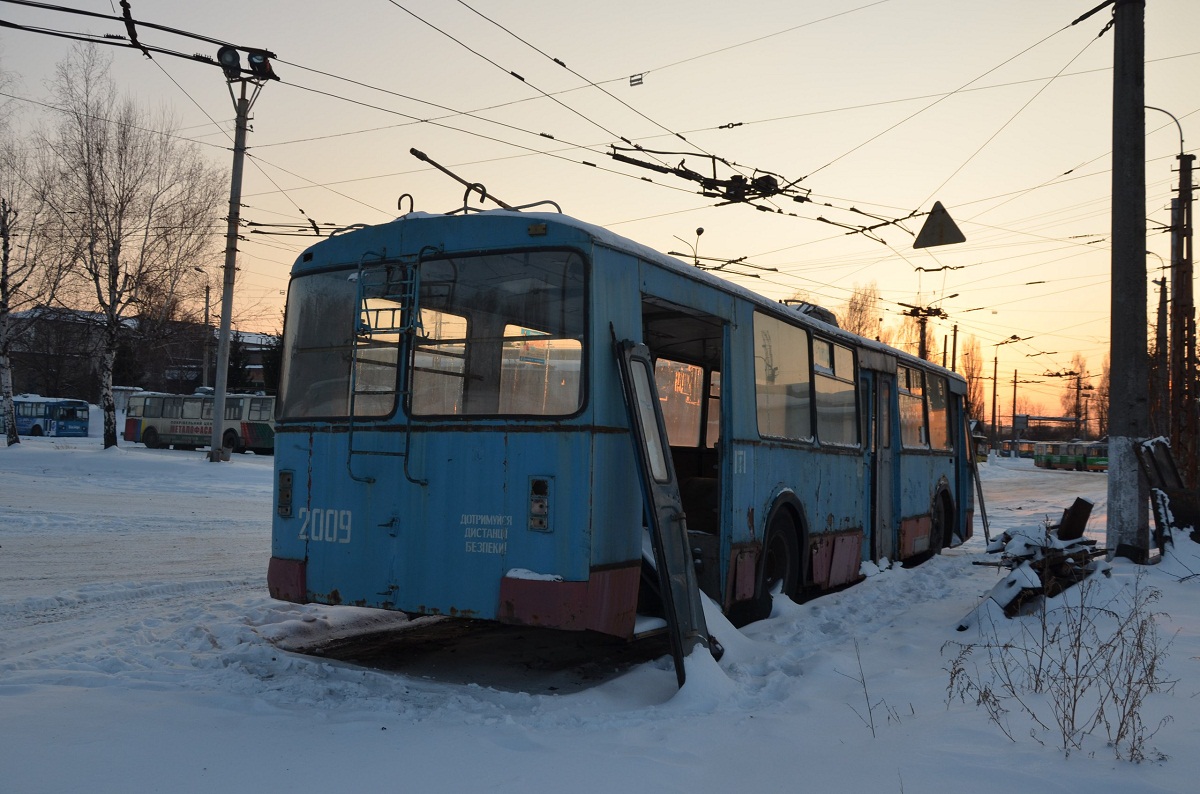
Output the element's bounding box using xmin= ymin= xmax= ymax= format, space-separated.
xmin=279 ymin=250 xmax=586 ymax=420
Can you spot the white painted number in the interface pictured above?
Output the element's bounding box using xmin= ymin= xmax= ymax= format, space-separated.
xmin=297 ymin=507 xmax=352 ymax=543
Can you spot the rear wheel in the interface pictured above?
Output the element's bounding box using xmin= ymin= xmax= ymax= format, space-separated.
xmin=142 ymin=427 xmax=160 ymax=449
xmin=222 ymin=428 xmax=240 ymax=453
xmin=729 ymin=507 xmax=803 ymax=626
xmin=762 ymin=509 xmax=801 ymax=600
xmin=930 ymin=491 xmax=954 ymax=551
xmin=30 ymin=425 xmax=43 ymax=437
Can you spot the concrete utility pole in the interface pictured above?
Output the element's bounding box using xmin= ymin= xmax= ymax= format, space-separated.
xmin=1074 ymin=373 xmax=1093 ymax=438
xmin=951 ymin=324 xmax=958 ymax=372
xmin=1011 ymin=369 xmax=1017 ymax=447
xmin=1167 ymin=150 xmax=1195 ymax=483
xmin=1106 ymin=0 xmax=1150 ymax=560
xmin=1149 ymin=104 xmax=1197 ymax=481
xmin=208 ymin=80 xmax=253 ymax=461
xmin=1151 ymin=266 xmax=1168 ymax=437
xmin=208 ymin=48 xmax=276 ymax=462
xmin=201 ymin=283 xmax=211 ymax=389
xmin=991 ymin=355 xmax=998 ymax=446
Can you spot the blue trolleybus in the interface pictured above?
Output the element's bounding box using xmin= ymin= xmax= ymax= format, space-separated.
xmin=3 ymin=395 xmax=90 ymax=437
xmin=269 ymin=210 xmax=974 ymax=639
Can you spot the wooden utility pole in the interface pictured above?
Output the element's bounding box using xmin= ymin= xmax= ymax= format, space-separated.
xmin=1105 ymin=0 xmax=1150 ymax=560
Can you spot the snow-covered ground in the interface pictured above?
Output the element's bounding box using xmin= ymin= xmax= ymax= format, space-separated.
xmin=1 ymin=432 xmax=1197 ymax=793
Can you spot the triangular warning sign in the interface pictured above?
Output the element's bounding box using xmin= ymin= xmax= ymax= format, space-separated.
xmin=913 ymin=201 xmax=966 ymax=249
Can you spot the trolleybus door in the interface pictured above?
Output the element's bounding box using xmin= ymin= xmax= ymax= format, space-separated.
xmin=615 ymin=339 xmax=712 ymax=688
xmin=875 ymin=375 xmax=897 ymax=561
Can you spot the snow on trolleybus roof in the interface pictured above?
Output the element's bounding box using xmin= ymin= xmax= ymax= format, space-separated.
xmin=289 ymin=210 xmax=965 ymax=390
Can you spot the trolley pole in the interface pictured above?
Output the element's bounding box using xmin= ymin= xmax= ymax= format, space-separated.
xmin=1106 ymin=0 xmax=1151 ymax=559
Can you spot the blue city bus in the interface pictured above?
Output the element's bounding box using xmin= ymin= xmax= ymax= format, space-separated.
xmin=3 ymin=395 xmax=90 ymax=437
xmin=269 ymin=211 xmax=974 ymax=638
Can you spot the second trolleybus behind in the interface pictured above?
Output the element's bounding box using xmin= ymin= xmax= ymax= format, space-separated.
xmin=125 ymin=391 xmax=275 ymax=454
xmin=268 ymin=210 xmax=976 ymax=639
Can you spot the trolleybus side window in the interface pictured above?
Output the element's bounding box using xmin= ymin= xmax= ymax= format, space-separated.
xmin=926 ymin=374 xmax=953 ymax=450
xmin=753 ymin=312 xmax=812 ymax=441
xmin=706 ymin=371 xmax=721 ymax=448
xmin=898 ymin=365 xmax=927 ymax=447
xmin=654 ymin=358 xmax=704 ymax=447
xmin=182 ymin=397 xmax=203 ymax=420
xmin=814 ymin=338 xmax=859 ymax=446
xmin=249 ymin=398 xmax=273 ymax=421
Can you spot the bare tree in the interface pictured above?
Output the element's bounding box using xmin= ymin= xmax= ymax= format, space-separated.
xmin=1095 ymin=354 xmax=1111 ymax=438
xmin=960 ymin=335 xmax=986 ymax=420
xmin=837 ymin=282 xmax=881 ymax=339
xmin=42 ymin=46 xmax=224 ymax=447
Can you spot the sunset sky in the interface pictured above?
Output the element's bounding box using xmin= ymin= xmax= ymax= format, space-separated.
xmin=1 ymin=0 xmax=1196 ymax=416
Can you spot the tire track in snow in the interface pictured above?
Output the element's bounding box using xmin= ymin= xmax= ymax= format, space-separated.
xmin=0 ymin=578 xmax=261 ymax=666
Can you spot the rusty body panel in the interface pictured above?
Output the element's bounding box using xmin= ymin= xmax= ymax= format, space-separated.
xmin=267 ymin=557 xmax=306 ymax=604
xmin=899 ymin=515 xmax=934 ymax=557
xmin=810 ymin=530 xmax=864 ymax=589
xmin=497 ymin=563 xmax=640 ymax=635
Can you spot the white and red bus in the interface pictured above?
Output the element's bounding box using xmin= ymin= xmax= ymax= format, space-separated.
xmin=124 ymin=391 xmax=274 ymax=454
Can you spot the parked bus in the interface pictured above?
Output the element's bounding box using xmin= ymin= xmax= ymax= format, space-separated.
xmin=1033 ymin=441 xmax=1107 ymax=472
xmin=124 ymin=391 xmax=275 ymax=454
xmin=1084 ymin=442 xmax=1108 ymax=472
xmin=1 ymin=395 xmax=90 ymax=437
xmin=1033 ymin=442 xmax=1058 ymax=468
xmin=269 ymin=210 xmax=975 ymax=639
xmin=999 ymin=439 xmax=1036 ymax=458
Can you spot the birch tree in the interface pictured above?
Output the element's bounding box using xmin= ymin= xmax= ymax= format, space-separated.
xmin=1 ymin=74 xmax=69 ymax=445
xmin=44 ymin=46 xmax=224 ymax=447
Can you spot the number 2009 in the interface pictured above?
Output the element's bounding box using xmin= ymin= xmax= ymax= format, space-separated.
xmin=298 ymin=508 xmax=352 ymax=543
